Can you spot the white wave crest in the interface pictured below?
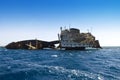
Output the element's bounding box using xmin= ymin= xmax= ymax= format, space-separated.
xmin=27 ymin=63 xmax=104 ymax=80
xmin=51 ymin=55 xmax=58 ymax=58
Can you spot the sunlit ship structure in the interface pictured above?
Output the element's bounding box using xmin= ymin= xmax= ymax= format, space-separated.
xmin=58 ymin=27 xmax=101 ymax=50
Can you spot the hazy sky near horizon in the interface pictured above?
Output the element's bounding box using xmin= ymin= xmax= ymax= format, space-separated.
xmin=0 ymin=0 xmax=120 ymax=46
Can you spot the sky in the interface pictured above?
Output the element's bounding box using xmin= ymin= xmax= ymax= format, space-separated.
xmin=0 ymin=0 xmax=120 ymax=46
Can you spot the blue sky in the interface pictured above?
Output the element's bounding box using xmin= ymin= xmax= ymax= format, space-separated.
xmin=0 ymin=0 xmax=120 ymax=46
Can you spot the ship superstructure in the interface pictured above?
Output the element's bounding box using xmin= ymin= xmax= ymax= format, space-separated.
xmin=58 ymin=27 xmax=101 ymax=50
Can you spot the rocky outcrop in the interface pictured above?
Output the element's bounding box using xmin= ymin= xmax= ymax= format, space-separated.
xmin=79 ymin=33 xmax=101 ymax=48
xmin=93 ymin=40 xmax=102 ymax=48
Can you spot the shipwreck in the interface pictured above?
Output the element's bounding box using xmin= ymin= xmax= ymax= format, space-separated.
xmin=5 ymin=40 xmax=59 ymax=50
xmin=5 ymin=27 xmax=101 ymax=50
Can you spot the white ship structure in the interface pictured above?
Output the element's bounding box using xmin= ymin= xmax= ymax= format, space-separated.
xmin=58 ymin=27 xmax=101 ymax=50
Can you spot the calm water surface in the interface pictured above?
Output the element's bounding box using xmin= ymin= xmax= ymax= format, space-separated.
xmin=0 ymin=47 xmax=120 ymax=80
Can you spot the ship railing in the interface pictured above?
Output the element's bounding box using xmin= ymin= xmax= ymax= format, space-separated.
xmin=61 ymin=42 xmax=94 ymax=48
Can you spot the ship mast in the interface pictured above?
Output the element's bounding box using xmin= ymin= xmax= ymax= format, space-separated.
xmin=35 ymin=38 xmax=38 ymax=49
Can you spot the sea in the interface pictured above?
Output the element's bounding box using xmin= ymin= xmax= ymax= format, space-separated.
xmin=0 ymin=47 xmax=120 ymax=80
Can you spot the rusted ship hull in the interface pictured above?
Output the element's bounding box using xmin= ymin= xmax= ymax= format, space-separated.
xmin=5 ymin=40 xmax=59 ymax=50
xmin=61 ymin=47 xmax=85 ymax=50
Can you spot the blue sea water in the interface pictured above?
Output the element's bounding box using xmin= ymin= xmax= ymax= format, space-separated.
xmin=0 ymin=47 xmax=120 ymax=80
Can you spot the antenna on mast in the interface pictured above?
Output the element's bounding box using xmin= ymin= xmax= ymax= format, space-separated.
xmin=64 ymin=26 xmax=66 ymax=29
xmin=60 ymin=27 xmax=62 ymax=31
xmin=91 ymin=27 xmax=93 ymax=33
xmin=69 ymin=24 xmax=71 ymax=29
xmin=87 ymin=29 xmax=89 ymax=33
